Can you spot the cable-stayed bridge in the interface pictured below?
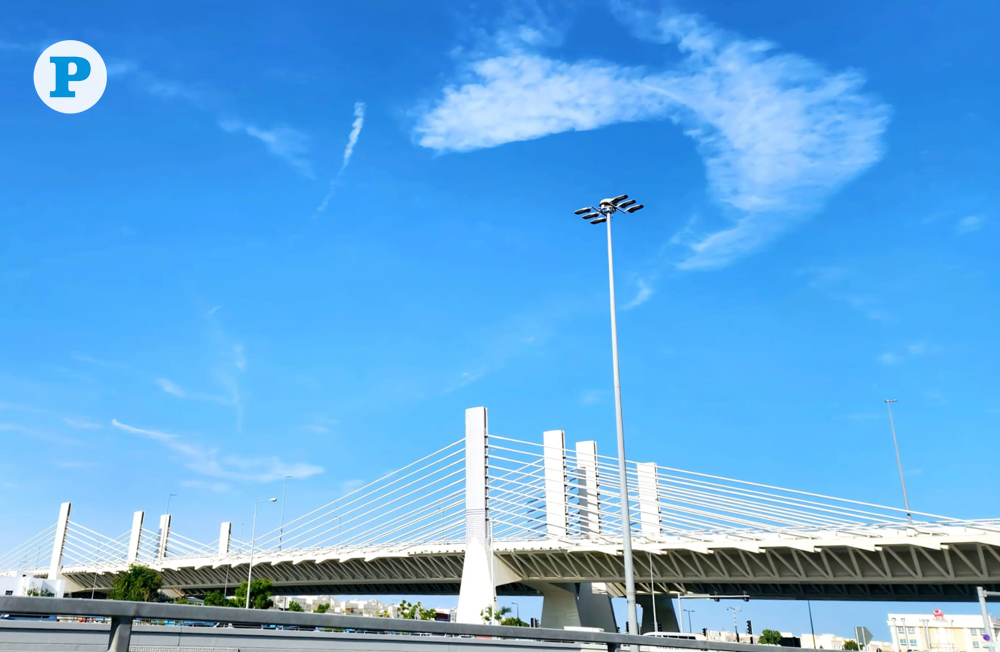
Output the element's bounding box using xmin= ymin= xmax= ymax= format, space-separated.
xmin=4 ymin=407 xmax=1000 ymax=629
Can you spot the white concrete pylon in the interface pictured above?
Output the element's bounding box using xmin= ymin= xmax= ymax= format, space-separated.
xmin=127 ymin=511 xmax=144 ymax=565
xmin=218 ymin=522 xmax=232 ymax=556
xmin=48 ymin=502 xmax=71 ymax=580
xmin=457 ymin=407 xmax=520 ymax=624
xmin=575 ymin=441 xmax=600 ymax=537
xmin=636 ymin=462 xmax=661 ymax=538
xmin=543 ymin=430 xmax=568 ymax=538
xmin=157 ymin=514 xmax=171 ymax=560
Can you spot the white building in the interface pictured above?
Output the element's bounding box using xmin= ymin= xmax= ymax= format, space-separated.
xmin=0 ymin=572 xmax=65 ymax=598
xmin=887 ymin=612 xmax=1000 ymax=652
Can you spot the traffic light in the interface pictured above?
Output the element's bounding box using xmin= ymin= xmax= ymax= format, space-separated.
xmin=530 ymin=618 xmax=539 ymax=628
xmin=747 ymin=620 xmax=754 ymax=635
xmin=743 ymin=594 xmax=750 ymax=602
xmin=702 ymin=628 xmax=709 ymax=637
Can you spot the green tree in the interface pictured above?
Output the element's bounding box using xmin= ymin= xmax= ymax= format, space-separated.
xmin=203 ymin=590 xmax=233 ymax=607
xmin=315 ymin=603 xmax=330 ymax=614
xmin=107 ymin=565 xmax=162 ymax=602
xmin=758 ymin=629 xmax=783 ymax=645
xmin=399 ymin=599 xmax=436 ymax=620
xmin=25 ymin=587 xmax=54 ymax=597
xmin=233 ymin=579 xmax=273 ymax=610
xmin=481 ymin=605 xmax=524 ymax=626
xmin=288 ymin=601 xmax=304 ymax=612
xmin=843 ymin=641 xmax=860 ymax=651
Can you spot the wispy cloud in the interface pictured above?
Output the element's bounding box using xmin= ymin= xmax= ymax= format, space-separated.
xmin=156 ymin=377 xmax=231 ymax=405
xmin=72 ymin=353 xmax=127 ymax=369
xmin=878 ymin=352 xmax=903 ymax=366
xmin=219 ymin=119 xmax=314 ymax=178
xmin=879 ymin=342 xmax=933 ymax=366
xmin=300 ymin=424 xmax=329 ymax=435
xmin=181 ymin=479 xmax=231 ymax=493
xmin=796 ymin=266 xmax=892 ymax=322
xmin=622 ymin=278 xmax=654 ymax=310
xmin=580 ymin=389 xmax=606 ymax=405
xmin=111 ymin=419 xmax=323 ymax=482
xmin=62 ymin=417 xmax=102 ymax=430
xmin=414 ymin=9 xmax=888 ymax=269
xmin=314 ymin=102 xmax=367 ymax=217
xmin=955 ymin=214 xmax=985 ymax=235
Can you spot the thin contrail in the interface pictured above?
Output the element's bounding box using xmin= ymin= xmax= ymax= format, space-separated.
xmin=315 ymin=101 xmax=366 ymax=217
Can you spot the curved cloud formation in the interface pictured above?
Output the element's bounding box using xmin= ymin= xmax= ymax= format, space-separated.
xmin=414 ymin=11 xmax=889 ymax=269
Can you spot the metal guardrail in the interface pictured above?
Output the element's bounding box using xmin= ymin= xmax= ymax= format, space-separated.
xmin=0 ymin=596 xmax=805 ymax=652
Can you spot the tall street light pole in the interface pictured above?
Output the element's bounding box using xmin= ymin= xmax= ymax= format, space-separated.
xmin=166 ymin=493 xmax=177 ymax=514
xmin=573 ymin=195 xmax=645 ymax=634
xmin=279 ymin=475 xmax=294 ymax=550
xmin=884 ymin=399 xmax=913 ymax=523
xmin=246 ymin=497 xmax=277 ymax=608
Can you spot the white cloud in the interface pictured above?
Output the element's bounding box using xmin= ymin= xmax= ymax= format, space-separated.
xmin=111 ymin=419 xmax=323 ymax=482
xmin=314 ymin=101 xmax=367 ymax=217
xmin=181 ymin=479 xmax=231 ymax=493
xmin=622 ymin=278 xmax=654 ymax=310
xmin=156 ymin=377 xmax=231 ymax=405
xmin=878 ymin=352 xmax=902 ymax=366
xmin=219 ymin=119 xmax=314 ymax=178
xmin=62 ymin=417 xmax=102 ymax=430
xmin=157 ymin=377 xmax=187 ymax=397
xmin=414 ymin=10 xmax=888 ymax=269
xmin=955 ymin=215 xmax=985 ymax=235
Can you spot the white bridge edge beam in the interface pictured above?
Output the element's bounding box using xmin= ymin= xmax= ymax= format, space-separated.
xmin=543 ymin=430 xmax=568 ymax=538
xmin=48 ymin=502 xmax=71 ymax=580
xmin=127 ymin=511 xmax=144 ymax=565
xmin=218 ymin=522 xmax=232 ymax=557
xmin=575 ymin=441 xmax=600 ymax=537
xmin=637 ymin=462 xmax=660 ymax=538
xmin=157 ymin=515 xmax=171 ymax=560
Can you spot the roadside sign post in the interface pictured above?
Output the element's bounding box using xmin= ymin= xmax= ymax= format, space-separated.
xmin=977 ymin=587 xmax=1000 ymax=652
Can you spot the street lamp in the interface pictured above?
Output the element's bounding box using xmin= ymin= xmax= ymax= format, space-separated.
xmin=572 ymin=194 xmax=644 ymax=634
xmin=246 ymin=497 xmax=277 ymax=609
xmin=728 ymin=606 xmax=742 ymax=643
xmin=511 ymin=602 xmax=520 ymax=622
xmin=884 ymin=400 xmax=913 ymax=523
xmin=279 ymin=476 xmax=294 ymax=550
xmin=683 ymin=609 xmax=695 ymax=635
xmin=166 ymin=493 xmax=177 ymax=514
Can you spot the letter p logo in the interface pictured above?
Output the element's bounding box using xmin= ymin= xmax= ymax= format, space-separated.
xmin=34 ymin=41 xmax=107 ymax=113
xmin=49 ymin=56 xmax=92 ymax=97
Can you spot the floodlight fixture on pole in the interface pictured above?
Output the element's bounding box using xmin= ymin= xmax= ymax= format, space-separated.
xmin=884 ymin=399 xmax=913 ymax=523
xmin=246 ymin=497 xmax=277 ymax=609
xmin=569 ymin=193 xmax=645 ymax=636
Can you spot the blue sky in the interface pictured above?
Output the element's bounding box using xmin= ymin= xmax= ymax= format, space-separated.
xmin=1 ymin=0 xmax=998 ymax=638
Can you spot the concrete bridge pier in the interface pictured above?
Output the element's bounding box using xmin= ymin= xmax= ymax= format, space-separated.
xmin=636 ymin=594 xmax=679 ymax=634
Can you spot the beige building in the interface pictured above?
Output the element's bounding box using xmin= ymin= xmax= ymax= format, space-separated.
xmin=887 ymin=613 xmax=1000 ymax=652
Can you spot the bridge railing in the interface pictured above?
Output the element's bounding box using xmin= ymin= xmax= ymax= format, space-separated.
xmin=0 ymin=596 xmax=816 ymax=652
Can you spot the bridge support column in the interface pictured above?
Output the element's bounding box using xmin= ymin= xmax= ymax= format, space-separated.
xmin=526 ymin=581 xmax=617 ymax=632
xmin=637 ymin=594 xmax=678 ymax=633
xmin=127 ymin=511 xmax=144 ymax=565
xmin=636 ymin=463 xmax=660 ymax=537
xmin=543 ymin=430 xmax=567 ymax=538
xmin=457 ymin=407 xmax=521 ymax=624
xmin=219 ymin=522 xmax=232 ymax=556
xmin=576 ymin=441 xmax=600 ymax=537
xmin=48 ymin=502 xmax=71 ymax=580
xmin=157 ymin=514 xmax=171 ymax=560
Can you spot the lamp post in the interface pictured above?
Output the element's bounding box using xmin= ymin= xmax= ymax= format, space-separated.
xmin=683 ymin=609 xmax=695 ymax=634
xmin=884 ymin=399 xmax=913 ymax=523
xmin=166 ymin=493 xmax=177 ymax=514
xmin=246 ymin=497 xmax=277 ymax=609
xmin=512 ymin=602 xmax=520 ymax=622
xmin=279 ymin=476 xmax=294 ymax=550
xmin=572 ymin=194 xmax=644 ymax=634
xmin=728 ymin=606 xmax=742 ymax=643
